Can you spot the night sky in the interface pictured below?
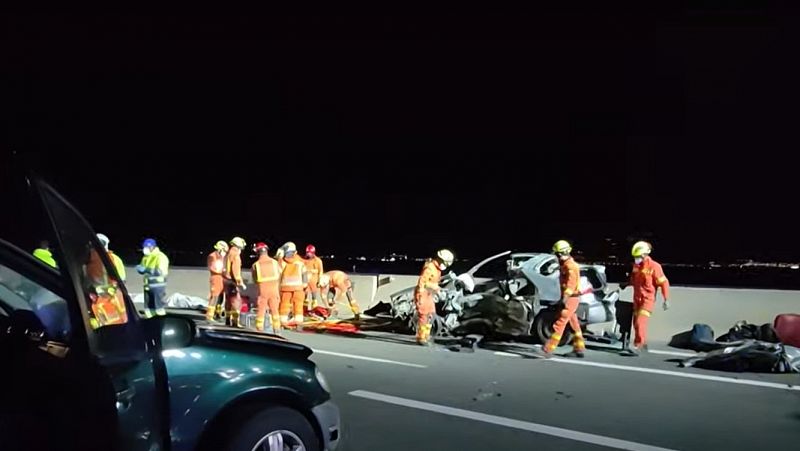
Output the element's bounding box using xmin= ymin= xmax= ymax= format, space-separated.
xmin=2 ymin=9 xmax=798 ymax=264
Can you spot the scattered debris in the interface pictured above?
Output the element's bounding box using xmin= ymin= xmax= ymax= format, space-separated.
xmin=681 ymin=341 xmax=800 ymax=373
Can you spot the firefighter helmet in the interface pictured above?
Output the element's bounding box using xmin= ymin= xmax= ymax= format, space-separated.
xmin=230 ymin=237 xmax=246 ymax=249
xmin=552 ymin=240 xmax=572 ymax=255
xmin=214 ymin=240 xmax=229 ymax=252
xmin=631 ymin=241 xmax=652 ymax=257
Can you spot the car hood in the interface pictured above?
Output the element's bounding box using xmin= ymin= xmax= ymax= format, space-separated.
xmin=194 ymin=323 xmax=313 ymax=359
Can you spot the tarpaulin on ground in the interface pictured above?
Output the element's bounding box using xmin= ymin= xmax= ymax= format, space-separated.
xmin=680 ymin=340 xmax=800 ymax=373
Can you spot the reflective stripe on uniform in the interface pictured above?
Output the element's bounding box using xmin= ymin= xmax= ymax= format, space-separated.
xmin=551 ymin=333 xmax=562 ymax=340
xmin=656 ymin=276 xmax=668 ymax=284
xmin=255 ymin=259 xmax=281 ymax=283
xmin=281 ymin=261 xmax=306 ymax=287
xmin=636 ymin=309 xmax=652 ymax=317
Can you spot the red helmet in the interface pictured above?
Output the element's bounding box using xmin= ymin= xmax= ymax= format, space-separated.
xmin=305 ymin=244 xmax=316 ymax=256
xmin=253 ymin=242 xmax=269 ymax=254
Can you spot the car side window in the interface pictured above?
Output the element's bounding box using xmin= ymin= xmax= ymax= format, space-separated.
xmin=0 ymin=263 xmax=71 ymax=342
xmin=540 ymin=258 xmax=559 ymax=276
xmin=473 ymin=259 xmax=508 ymax=279
xmin=38 ymin=186 xmax=131 ymax=333
xmin=83 ymin=248 xmax=130 ymax=329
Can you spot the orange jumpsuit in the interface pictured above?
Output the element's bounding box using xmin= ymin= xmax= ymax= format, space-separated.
xmin=252 ymin=254 xmax=282 ymax=333
xmin=304 ymin=256 xmax=324 ymax=308
xmin=415 ymin=259 xmax=441 ymax=344
xmin=322 ymin=270 xmax=360 ymax=315
xmin=630 ymin=256 xmax=670 ymax=348
xmin=279 ymin=254 xmax=308 ymax=324
xmin=206 ymin=251 xmax=226 ymax=320
xmin=544 ymin=257 xmax=586 ymax=353
xmin=223 ymin=247 xmax=244 ymax=327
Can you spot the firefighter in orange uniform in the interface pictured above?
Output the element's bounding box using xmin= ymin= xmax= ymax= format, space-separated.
xmin=542 ymin=240 xmax=587 ymax=358
xmin=224 ymin=237 xmax=247 ymax=327
xmin=206 ymin=240 xmax=229 ymax=321
xmin=415 ymin=249 xmax=454 ymax=346
xmin=251 ymin=242 xmax=282 ymax=333
xmin=303 ymin=244 xmax=324 ymax=309
xmin=628 ymin=241 xmax=670 ymax=354
xmin=279 ymin=242 xmax=308 ymax=326
xmin=319 ymin=270 xmax=361 ymax=320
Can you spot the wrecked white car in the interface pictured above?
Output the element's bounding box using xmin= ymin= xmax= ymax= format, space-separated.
xmin=376 ymin=251 xmax=620 ymax=343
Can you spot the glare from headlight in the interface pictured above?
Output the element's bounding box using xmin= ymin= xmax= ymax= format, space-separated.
xmin=315 ymin=367 xmax=331 ymax=393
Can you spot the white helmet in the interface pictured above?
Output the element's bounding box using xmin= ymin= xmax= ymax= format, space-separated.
xmin=319 ymin=274 xmax=331 ymax=287
xmin=436 ymin=249 xmax=455 ymax=268
xmin=96 ymin=233 xmax=110 ymax=250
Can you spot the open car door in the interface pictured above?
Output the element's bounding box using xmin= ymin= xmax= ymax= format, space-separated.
xmin=0 ymin=178 xmax=170 ymax=451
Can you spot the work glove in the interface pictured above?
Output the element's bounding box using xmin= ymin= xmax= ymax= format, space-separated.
xmin=136 ymin=265 xmax=146 ymax=274
xmin=662 ymin=300 xmax=670 ymax=311
xmin=239 ymin=282 xmax=247 ymax=291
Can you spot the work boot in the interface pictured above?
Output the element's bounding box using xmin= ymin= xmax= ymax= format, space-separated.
xmin=416 ymin=340 xmax=432 ymax=347
xmin=353 ymin=313 xmax=361 ymax=321
xmin=563 ymin=351 xmax=586 ymax=358
xmin=532 ymin=344 xmax=553 ymax=359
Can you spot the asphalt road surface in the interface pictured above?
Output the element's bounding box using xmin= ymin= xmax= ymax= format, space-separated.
xmin=284 ymin=329 xmax=800 ymax=451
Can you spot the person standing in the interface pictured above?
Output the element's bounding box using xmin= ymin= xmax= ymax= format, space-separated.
xmin=541 ymin=240 xmax=587 ymax=358
xmin=96 ymin=233 xmax=125 ymax=282
xmin=279 ymin=242 xmax=308 ymax=326
xmin=137 ymin=238 xmax=170 ymax=318
xmin=206 ymin=240 xmax=229 ymax=321
xmin=414 ymin=249 xmax=454 ymax=346
xmin=251 ymin=242 xmax=282 ymax=333
xmin=627 ymin=241 xmax=670 ymax=354
xmin=303 ymin=244 xmax=324 ymax=309
xmin=224 ymin=237 xmax=247 ymax=327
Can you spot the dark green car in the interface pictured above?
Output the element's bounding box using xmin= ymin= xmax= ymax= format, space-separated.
xmin=0 ymin=179 xmax=340 ymax=451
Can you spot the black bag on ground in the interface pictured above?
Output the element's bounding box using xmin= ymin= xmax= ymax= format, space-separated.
xmin=691 ymin=324 xmax=730 ymax=352
xmin=681 ymin=340 xmax=795 ymax=373
xmin=717 ymin=321 xmax=780 ymax=343
xmin=669 ymin=324 xmax=728 ymax=352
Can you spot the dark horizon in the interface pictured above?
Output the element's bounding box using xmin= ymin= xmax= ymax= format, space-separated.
xmin=3 ymin=9 xmax=798 ymax=264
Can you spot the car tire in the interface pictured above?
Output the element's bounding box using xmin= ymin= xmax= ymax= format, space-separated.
xmin=225 ymin=406 xmax=321 ymax=451
xmin=409 ymin=313 xmax=444 ymax=338
xmin=532 ymin=309 xmax=573 ymax=346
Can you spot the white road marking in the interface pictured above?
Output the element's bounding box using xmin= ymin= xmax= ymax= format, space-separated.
xmin=545 ymin=358 xmax=800 ymax=391
xmin=350 ymin=390 xmax=677 ymax=451
xmin=648 ymin=349 xmax=697 ymax=357
xmin=313 ymin=349 xmax=427 ymax=368
xmin=493 ymin=351 xmax=522 ymax=357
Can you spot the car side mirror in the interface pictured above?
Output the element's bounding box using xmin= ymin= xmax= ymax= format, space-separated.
xmin=154 ymin=316 xmax=195 ymax=349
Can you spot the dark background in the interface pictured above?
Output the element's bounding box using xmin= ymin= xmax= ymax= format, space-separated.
xmin=2 ymin=8 xmax=798 ymax=267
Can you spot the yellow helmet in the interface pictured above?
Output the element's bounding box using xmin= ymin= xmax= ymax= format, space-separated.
xmin=230 ymin=237 xmax=246 ymax=249
xmin=631 ymin=241 xmax=652 ymax=257
xmin=214 ymin=240 xmax=229 ymax=252
xmin=436 ymin=249 xmax=455 ymax=267
xmin=552 ymin=240 xmax=572 ymax=255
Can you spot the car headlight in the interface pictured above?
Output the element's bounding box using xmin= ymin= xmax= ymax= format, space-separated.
xmin=315 ymin=367 xmax=331 ymax=393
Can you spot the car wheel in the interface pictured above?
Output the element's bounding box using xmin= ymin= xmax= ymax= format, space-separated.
xmin=532 ymin=309 xmax=573 ymax=346
xmin=409 ymin=313 xmax=446 ymax=337
xmin=226 ymin=406 xmax=320 ymax=451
